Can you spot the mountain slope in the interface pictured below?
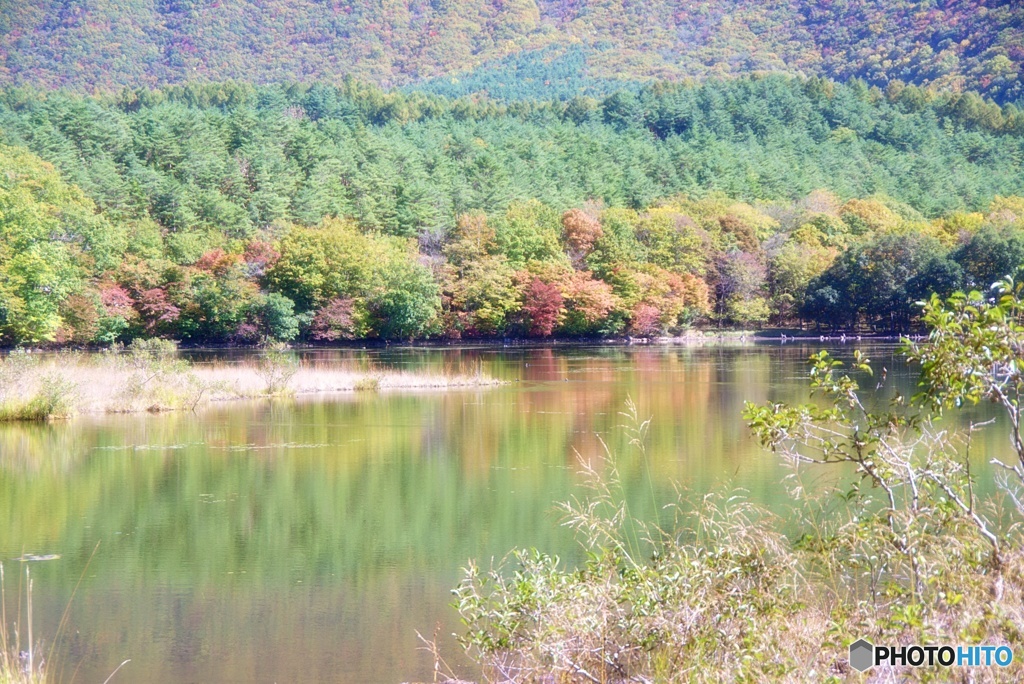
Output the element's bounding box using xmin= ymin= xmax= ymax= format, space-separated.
xmin=1 ymin=1 xmax=1021 ymax=102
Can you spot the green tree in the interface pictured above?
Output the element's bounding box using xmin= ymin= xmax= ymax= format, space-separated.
xmin=0 ymin=145 xmax=126 ymax=343
xmin=368 ymin=238 xmax=441 ymax=340
xmin=492 ymin=200 xmax=565 ymax=267
xmin=953 ymin=225 xmax=1024 ymax=290
xmin=266 ymin=219 xmax=375 ymax=312
xmin=257 ymin=292 xmax=300 ymax=342
xmin=805 ymin=232 xmax=957 ymax=330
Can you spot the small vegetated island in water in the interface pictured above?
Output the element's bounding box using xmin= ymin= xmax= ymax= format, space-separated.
xmin=0 ymin=340 xmax=504 ymax=422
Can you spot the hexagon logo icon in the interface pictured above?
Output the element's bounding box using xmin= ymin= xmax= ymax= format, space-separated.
xmin=849 ymin=638 xmax=874 ymax=672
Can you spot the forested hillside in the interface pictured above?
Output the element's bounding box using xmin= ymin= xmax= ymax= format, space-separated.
xmin=1 ymin=76 xmax=1023 ymax=346
xmin=1 ymin=1 xmax=1022 ymax=102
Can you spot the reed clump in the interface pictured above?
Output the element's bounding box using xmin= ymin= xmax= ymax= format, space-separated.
xmin=353 ymin=374 xmax=382 ymax=392
xmin=453 ymin=399 xmax=825 ymax=683
xmin=455 ymin=472 xmax=812 ymax=682
xmin=0 ymin=351 xmax=78 ymax=422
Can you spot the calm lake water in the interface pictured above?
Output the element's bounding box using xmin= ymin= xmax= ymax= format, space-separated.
xmin=0 ymin=343 xmax=1012 ymax=683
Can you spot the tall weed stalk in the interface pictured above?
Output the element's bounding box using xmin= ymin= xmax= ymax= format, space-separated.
xmin=0 ymin=564 xmax=44 ymax=684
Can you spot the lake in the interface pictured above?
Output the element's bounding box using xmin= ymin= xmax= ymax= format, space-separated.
xmin=0 ymin=342 xmax=1012 ymax=683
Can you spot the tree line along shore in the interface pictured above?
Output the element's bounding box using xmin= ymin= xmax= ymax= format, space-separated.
xmin=0 ymin=77 xmax=1023 ymax=349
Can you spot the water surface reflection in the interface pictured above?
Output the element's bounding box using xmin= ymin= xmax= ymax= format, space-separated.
xmin=0 ymin=343 xmax=1010 ymax=682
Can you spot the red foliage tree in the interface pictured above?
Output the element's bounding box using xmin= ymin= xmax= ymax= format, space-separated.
xmin=629 ymin=302 xmax=662 ymax=336
xmin=99 ymin=283 xmax=136 ymax=320
xmin=309 ymin=297 xmax=358 ymax=341
xmin=558 ymin=270 xmax=618 ymax=334
xmin=233 ymin=322 xmax=261 ymax=344
xmin=194 ymin=249 xmax=242 ymax=276
xmin=563 ymin=271 xmax=616 ymax=323
xmin=522 ymin=278 xmax=564 ymax=337
xmin=137 ymin=288 xmax=181 ymax=334
xmin=243 ymin=240 xmax=281 ymax=277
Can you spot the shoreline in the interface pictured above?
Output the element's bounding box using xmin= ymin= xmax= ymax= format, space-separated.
xmin=0 ymin=330 xmax=919 ymax=355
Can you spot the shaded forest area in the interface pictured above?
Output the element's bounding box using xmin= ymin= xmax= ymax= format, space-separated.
xmin=1 ymin=76 xmax=1023 ymax=346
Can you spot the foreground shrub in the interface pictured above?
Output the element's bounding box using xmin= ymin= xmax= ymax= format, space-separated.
xmin=745 ymin=348 xmax=1023 ymax=681
xmin=454 ymin=474 xmax=814 ymax=682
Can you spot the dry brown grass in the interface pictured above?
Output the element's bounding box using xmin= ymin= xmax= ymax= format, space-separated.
xmin=197 ymin=363 xmax=503 ymax=397
xmin=0 ymin=350 xmax=504 ymax=419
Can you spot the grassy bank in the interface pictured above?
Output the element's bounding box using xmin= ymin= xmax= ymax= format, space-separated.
xmin=0 ymin=341 xmax=503 ymax=421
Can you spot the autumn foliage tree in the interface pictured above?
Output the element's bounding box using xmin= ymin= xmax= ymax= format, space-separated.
xmin=562 ymin=208 xmax=603 ymax=268
xmin=521 ymin=278 xmax=564 ymax=337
